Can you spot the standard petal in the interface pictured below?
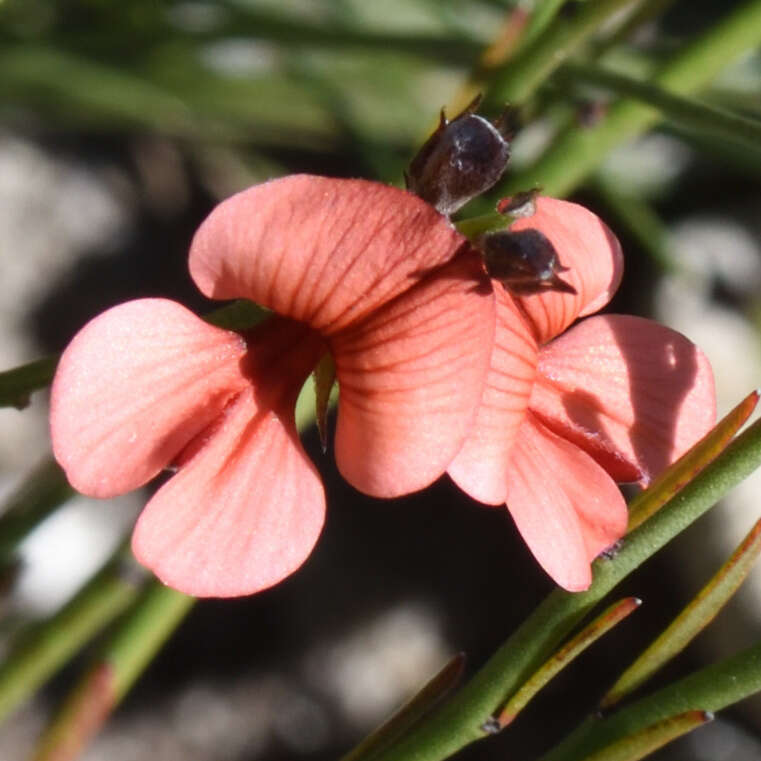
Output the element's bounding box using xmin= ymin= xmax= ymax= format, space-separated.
xmin=132 ymin=387 xmax=325 ymax=597
xmin=530 ymin=314 xmax=716 ymax=484
xmin=448 ymin=284 xmax=538 ymax=505
xmin=50 ymin=299 xmax=249 ymax=498
xmin=505 ymin=414 xmax=628 ymax=592
xmin=331 ymin=251 xmax=495 ymax=497
xmin=189 ymin=175 xmax=468 ymax=334
xmin=509 ymin=197 xmax=623 ymax=344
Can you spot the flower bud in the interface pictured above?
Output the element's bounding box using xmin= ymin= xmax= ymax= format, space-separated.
xmin=480 ymin=228 xmax=577 ymax=295
xmin=406 ymin=96 xmax=511 ymax=217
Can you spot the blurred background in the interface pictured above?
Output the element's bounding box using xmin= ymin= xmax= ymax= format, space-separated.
xmin=1 ymin=0 xmax=761 ymax=759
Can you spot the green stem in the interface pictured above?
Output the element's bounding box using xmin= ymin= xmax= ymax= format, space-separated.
xmin=32 ymin=582 xmax=193 ymax=761
xmin=576 ymin=710 xmax=711 ymax=761
xmin=0 ymin=548 xmax=144 ymax=725
xmin=565 ymin=62 xmax=761 ymax=150
xmin=369 ymin=416 xmax=761 ymax=761
xmin=105 ymin=582 xmax=195 ymax=701
xmin=516 ymin=0 xmax=568 ymax=53
xmin=485 ymin=0 xmax=641 ymax=107
xmin=602 ymin=516 xmax=761 ymax=709
xmin=0 ymin=356 xmax=59 ymax=410
xmin=542 ymin=639 xmax=761 ymax=761
xmin=504 ymin=0 xmax=761 ymax=196
xmin=496 ymin=598 xmax=641 ymax=728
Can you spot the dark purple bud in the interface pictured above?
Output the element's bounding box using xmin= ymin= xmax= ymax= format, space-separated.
xmin=406 ymin=95 xmax=511 ymax=217
xmin=480 ymin=228 xmax=577 ymax=296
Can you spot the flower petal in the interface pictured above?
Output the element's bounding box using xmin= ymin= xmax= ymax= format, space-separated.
xmin=448 ymin=284 xmax=537 ymax=504
xmin=505 ymin=414 xmax=628 ymax=592
xmin=189 ymin=175 xmax=469 ymax=334
xmin=530 ymin=314 xmax=716 ymax=484
xmin=50 ymin=299 xmax=249 ymax=498
xmin=132 ymin=387 xmax=325 ymax=597
xmin=331 ymin=251 xmax=495 ymax=497
xmin=510 ymin=197 xmax=623 ymax=344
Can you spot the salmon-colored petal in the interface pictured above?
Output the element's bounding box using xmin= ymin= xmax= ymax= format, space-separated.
xmin=50 ymin=299 xmax=249 ymax=498
xmin=189 ymin=175 xmax=468 ymax=334
xmin=530 ymin=314 xmax=716 ymax=485
xmin=447 ymin=284 xmax=537 ymax=505
xmin=132 ymin=387 xmax=325 ymax=597
xmin=331 ymin=251 xmax=495 ymax=497
xmin=505 ymin=414 xmax=628 ymax=592
xmin=510 ymin=197 xmax=623 ymax=344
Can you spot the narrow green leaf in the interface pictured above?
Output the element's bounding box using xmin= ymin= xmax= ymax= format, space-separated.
xmin=517 ymin=0 xmax=568 ymax=53
xmin=577 ymin=710 xmax=712 ymax=761
xmin=313 ymin=353 xmax=337 ymax=453
xmin=542 ymin=637 xmax=761 ymax=761
xmin=484 ymin=0 xmax=641 ymax=107
xmin=494 ymin=598 xmax=641 ymax=729
xmin=562 ymin=63 xmax=761 ymax=152
xmin=32 ymin=582 xmax=193 ymax=761
xmin=503 ymin=0 xmax=761 ymax=197
xmin=0 ymin=356 xmax=58 ymax=410
xmin=339 ymin=653 xmax=466 ymax=761
xmin=595 ymin=0 xmax=680 ymax=53
xmin=0 ymin=548 xmax=145 ymax=725
xmin=628 ymin=390 xmax=758 ymax=532
xmin=602 ymin=516 xmax=761 ymax=709
xmin=0 ymin=458 xmax=73 ymax=563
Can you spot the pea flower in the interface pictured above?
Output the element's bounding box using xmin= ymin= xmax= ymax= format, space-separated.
xmin=51 ymin=175 xmax=496 ymax=597
xmin=448 ymin=197 xmax=715 ymax=590
xmin=50 ymin=175 xmax=715 ymax=598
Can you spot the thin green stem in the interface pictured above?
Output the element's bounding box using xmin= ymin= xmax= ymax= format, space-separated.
xmin=517 ymin=0 xmax=568 ymax=53
xmin=0 ymin=356 xmax=59 ymax=410
xmin=105 ymin=582 xmax=195 ymax=701
xmin=32 ymin=582 xmax=193 ymax=761
xmin=542 ymin=638 xmax=761 ymax=761
xmin=576 ymin=711 xmax=711 ymax=761
xmin=485 ymin=0 xmax=641 ymax=107
xmin=0 ymin=548 xmax=145 ymax=725
xmin=602 ymin=516 xmax=761 ymax=709
xmin=504 ymin=0 xmax=761 ymax=196
xmin=627 ymin=391 xmax=758 ymax=532
xmin=339 ymin=654 xmax=466 ymax=761
xmin=565 ymin=62 xmax=761 ymax=150
xmin=496 ymin=598 xmax=641 ymax=728
xmin=369 ymin=415 xmax=761 ymax=761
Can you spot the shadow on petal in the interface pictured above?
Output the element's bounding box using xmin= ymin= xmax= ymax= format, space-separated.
xmin=531 ymin=315 xmax=716 ymax=485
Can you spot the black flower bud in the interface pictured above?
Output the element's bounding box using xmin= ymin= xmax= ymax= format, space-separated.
xmin=480 ymin=228 xmax=577 ymax=296
xmin=406 ymin=95 xmax=512 ymax=217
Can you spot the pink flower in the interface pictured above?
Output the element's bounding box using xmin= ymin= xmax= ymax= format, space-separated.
xmin=448 ymin=197 xmax=716 ymax=590
xmin=50 ymin=176 xmax=715 ymax=597
xmin=51 ymin=175 xmax=496 ymax=597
